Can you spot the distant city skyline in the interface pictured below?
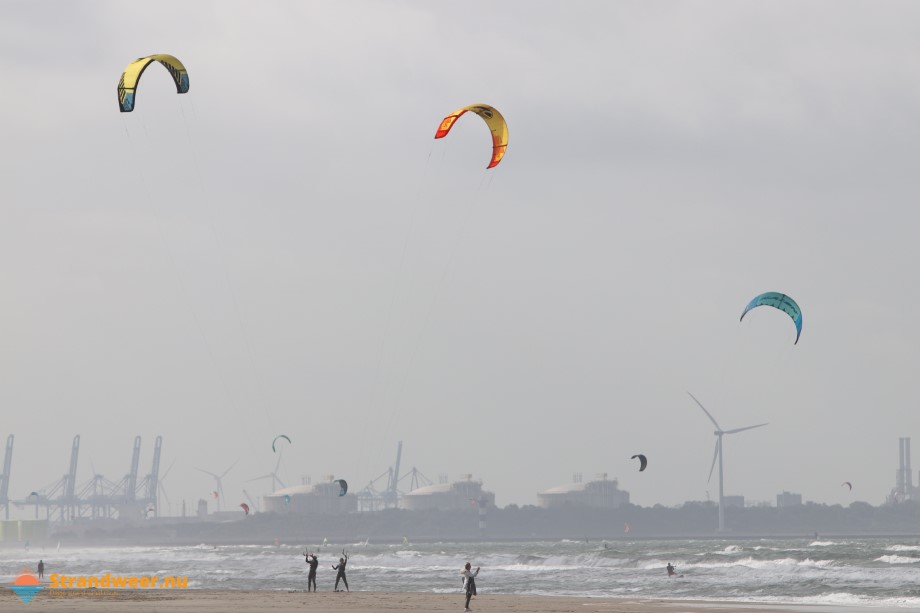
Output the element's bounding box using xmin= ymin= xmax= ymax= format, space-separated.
xmin=0 ymin=431 xmax=911 ymax=520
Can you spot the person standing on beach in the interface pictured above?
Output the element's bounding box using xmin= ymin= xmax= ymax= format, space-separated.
xmin=461 ymin=562 xmax=479 ymax=611
xmin=332 ymin=550 xmax=349 ymax=592
xmin=37 ymin=560 xmax=44 ymax=579
xmin=304 ymin=552 xmax=318 ymax=592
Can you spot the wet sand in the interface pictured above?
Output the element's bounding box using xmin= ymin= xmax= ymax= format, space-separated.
xmin=0 ymin=589 xmax=900 ymax=613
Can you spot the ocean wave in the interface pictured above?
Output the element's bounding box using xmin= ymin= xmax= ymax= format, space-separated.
xmin=875 ymin=555 xmax=920 ymax=565
xmin=6 ymin=538 xmax=919 ymax=605
xmin=673 ymin=556 xmax=833 ymax=570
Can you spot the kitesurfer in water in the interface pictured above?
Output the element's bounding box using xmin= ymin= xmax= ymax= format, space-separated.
xmin=333 ymin=551 xmax=349 ymax=591
xmin=461 ymin=562 xmax=479 ymax=611
xmin=667 ymin=562 xmax=677 ymax=577
xmin=304 ymin=552 xmax=318 ymax=592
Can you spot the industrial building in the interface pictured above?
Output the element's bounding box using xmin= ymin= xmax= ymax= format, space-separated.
xmin=401 ymin=475 xmax=495 ymax=511
xmin=891 ymin=437 xmax=920 ymax=503
xmin=263 ymin=480 xmax=357 ymax=514
xmin=776 ymin=491 xmax=802 ymax=507
xmin=537 ymin=473 xmax=629 ymax=509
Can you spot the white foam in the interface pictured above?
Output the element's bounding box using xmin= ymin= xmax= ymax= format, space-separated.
xmin=875 ymin=555 xmax=920 ymax=565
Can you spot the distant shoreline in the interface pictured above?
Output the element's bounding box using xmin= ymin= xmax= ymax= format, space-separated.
xmin=5 ymin=531 xmax=920 ymax=550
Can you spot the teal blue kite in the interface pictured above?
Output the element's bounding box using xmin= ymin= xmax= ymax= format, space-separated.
xmin=740 ymin=292 xmax=802 ymax=344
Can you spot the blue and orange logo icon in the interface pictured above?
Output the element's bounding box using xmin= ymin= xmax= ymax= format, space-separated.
xmin=10 ymin=569 xmax=44 ymax=603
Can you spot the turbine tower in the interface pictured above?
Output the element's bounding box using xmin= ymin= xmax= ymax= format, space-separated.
xmin=688 ymin=392 xmax=767 ymax=532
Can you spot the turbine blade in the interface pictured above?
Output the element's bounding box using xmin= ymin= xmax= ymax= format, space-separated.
xmin=160 ymin=458 xmax=178 ymax=482
xmin=723 ymin=423 xmax=768 ymax=435
xmin=220 ymin=458 xmax=240 ymax=479
xmin=246 ymin=474 xmax=273 ymax=482
xmin=688 ymin=392 xmax=722 ymax=430
xmin=193 ymin=467 xmax=218 ymax=478
xmin=707 ymin=439 xmax=719 ymax=484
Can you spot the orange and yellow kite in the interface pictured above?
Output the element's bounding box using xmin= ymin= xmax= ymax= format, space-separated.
xmin=435 ymin=104 xmax=508 ymax=169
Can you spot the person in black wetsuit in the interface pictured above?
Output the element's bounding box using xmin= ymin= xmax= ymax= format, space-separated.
xmin=304 ymin=552 xmax=318 ymax=592
xmin=666 ymin=562 xmax=677 ymax=577
xmin=332 ymin=551 xmax=349 ymax=592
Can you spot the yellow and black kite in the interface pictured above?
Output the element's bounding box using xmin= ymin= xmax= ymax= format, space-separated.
xmin=117 ymin=54 xmax=189 ymax=112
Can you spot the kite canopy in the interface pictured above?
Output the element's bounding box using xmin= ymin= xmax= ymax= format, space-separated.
xmin=842 ymin=481 xmax=853 ymax=491
xmin=740 ymin=292 xmax=803 ymax=344
xmin=117 ymin=54 xmax=189 ymax=112
xmin=272 ymin=435 xmax=291 ymax=453
xmin=631 ymin=454 xmax=648 ymax=472
xmin=240 ymin=503 xmax=250 ymax=515
xmin=434 ymin=104 xmax=508 ymax=169
xmin=334 ymin=479 xmax=348 ymax=497
xmin=283 ymin=494 xmax=291 ymax=505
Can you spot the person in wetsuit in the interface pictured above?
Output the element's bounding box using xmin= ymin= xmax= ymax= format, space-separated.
xmin=461 ymin=562 xmax=480 ymax=611
xmin=667 ymin=562 xmax=677 ymax=577
xmin=332 ymin=551 xmax=349 ymax=592
xmin=304 ymin=552 xmax=318 ymax=592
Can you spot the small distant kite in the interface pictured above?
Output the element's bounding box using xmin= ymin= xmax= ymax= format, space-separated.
xmin=240 ymin=503 xmax=250 ymax=515
xmin=631 ymin=454 xmax=648 ymax=472
xmin=334 ymin=479 xmax=348 ymax=497
xmin=117 ymin=54 xmax=189 ymax=112
xmin=740 ymin=292 xmax=803 ymax=344
xmin=210 ymin=491 xmax=219 ymax=500
xmin=842 ymin=481 xmax=853 ymax=491
xmin=283 ymin=494 xmax=292 ymax=506
xmin=624 ymin=522 xmax=631 ymax=533
xmin=434 ymin=104 xmax=509 ymax=169
xmin=272 ymin=435 xmax=291 ymax=453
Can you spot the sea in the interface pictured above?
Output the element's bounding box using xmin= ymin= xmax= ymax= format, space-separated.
xmin=2 ymin=537 xmax=920 ymax=609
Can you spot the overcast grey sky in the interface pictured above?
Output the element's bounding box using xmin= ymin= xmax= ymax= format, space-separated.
xmin=3 ymin=1 xmax=920 ymax=513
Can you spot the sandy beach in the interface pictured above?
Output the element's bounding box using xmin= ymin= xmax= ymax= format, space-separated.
xmin=0 ymin=589 xmax=899 ymax=613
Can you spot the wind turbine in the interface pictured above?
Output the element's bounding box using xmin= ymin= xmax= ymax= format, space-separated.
xmin=687 ymin=392 xmax=767 ymax=533
xmin=194 ymin=459 xmax=238 ymax=513
xmin=247 ymin=451 xmax=286 ymax=493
